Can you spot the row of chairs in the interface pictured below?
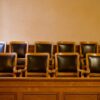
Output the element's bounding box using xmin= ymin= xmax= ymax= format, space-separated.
xmin=0 ymin=41 xmax=99 ymax=77
xmin=0 ymin=41 xmax=98 ymax=54
xmin=0 ymin=52 xmax=100 ymax=77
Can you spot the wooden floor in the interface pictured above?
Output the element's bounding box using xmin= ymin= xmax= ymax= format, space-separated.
xmin=0 ymin=77 xmax=100 ymax=100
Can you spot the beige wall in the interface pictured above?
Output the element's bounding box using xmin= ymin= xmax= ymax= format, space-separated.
xmin=0 ymin=0 xmax=100 ymax=44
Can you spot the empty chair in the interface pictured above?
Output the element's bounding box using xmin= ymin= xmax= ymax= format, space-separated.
xmin=34 ymin=41 xmax=53 ymax=57
xmin=55 ymin=53 xmax=80 ymax=77
xmin=25 ymin=53 xmax=49 ymax=77
xmin=86 ymin=53 xmax=100 ymax=77
xmin=57 ymin=41 xmax=76 ymax=53
xmin=34 ymin=41 xmax=53 ymax=69
xmin=0 ymin=42 xmax=6 ymax=53
xmin=0 ymin=53 xmax=17 ymax=77
xmin=80 ymin=42 xmax=98 ymax=67
xmin=9 ymin=41 xmax=28 ymax=69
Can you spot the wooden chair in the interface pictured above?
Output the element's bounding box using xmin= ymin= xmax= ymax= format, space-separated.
xmin=0 ymin=53 xmax=17 ymax=77
xmin=9 ymin=41 xmax=28 ymax=69
xmin=25 ymin=53 xmax=50 ymax=77
xmin=34 ymin=41 xmax=53 ymax=69
xmin=34 ymin=41 xmax=53 ymax=57
xmin=0 ymin=42 xmax=6 ymax=53
xmin=80 ymin=42 xmax=98 ymax=68
xmin=56 ymin=41 xmax=76 ymax=74
xmin=57 ymin=41 xmax=76 ymax=53
xmin=55 ymin=53 xmax=81 ymax=77
xmin=86 ymin=53 xmax=100 ymax=77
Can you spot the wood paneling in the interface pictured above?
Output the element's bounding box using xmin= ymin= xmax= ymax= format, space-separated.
xmin=23 ymin=93 xmax=58 ymax=100
xmin=0 ymin=78 xmax=100 ymax=100
xmin=64 ymin=94 xmax=97 ymax=100
xmin=0 ymin=93 xmax=17 ymax=100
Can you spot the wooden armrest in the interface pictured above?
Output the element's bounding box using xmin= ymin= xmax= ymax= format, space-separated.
xmin=48 ymin=69 xmax=56 ymax=77
xmin=20 ymin=68 xmax=27 ymax=72
xmin=78 ymin=69 xmax=90 ymax=77
xmin=48 ymin=69 xmax=56 ymax=74
xmin=78 ymin=69 xmax=90 ymax=74
xmin=80 ymin=54 xmax=84 ymax=58
xmin=81 ymin=58 xmax=86 ymax=67
xmin=13 ymin=67 xmax=27 ymax=77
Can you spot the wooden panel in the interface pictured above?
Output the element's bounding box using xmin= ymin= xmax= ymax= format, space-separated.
xmin=0 ymin=93 xmax=16 ymax=100
xmin=97 ymin=95 xmax=100 ymax=100
xmin=64 ymin=94 xmax=97 ymax=100
xmin=0 ymin=78 xmax=100 ymax=100
xmin=23 ymin=93 xmax=58 ymax=100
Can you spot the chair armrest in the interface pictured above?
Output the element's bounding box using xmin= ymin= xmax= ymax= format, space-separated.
xmin=19 ymin=68 xmax=27 ymax=72
xmin=81 ymin=58 xmax=86 ymax=67
xmin=13 ymin=67 xmax=27 ymax=77
xmin=78 ymin=69 xmax=90 ymax=73
xmin=48 ymin=69 xmax=56 ymax=73
xmin=78 ymin=69 xmax=90 ymax=77
xmin=48 ymin=69 xmax=56 ymax=77
xmin=80 ymin=54 xmax=84 ymax=58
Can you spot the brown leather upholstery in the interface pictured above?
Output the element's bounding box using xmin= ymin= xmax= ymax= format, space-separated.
xmin=0 ymin=53 xmax=17 ymax=77
xmin=27 ymin=56 xmax=47 ymax=72
xmin=80 ymin=42 xmax=98 ymax=67
xmin=81 ymin=44 xmax=98 ymax=58
xmin=55 ymin=53 xmax=80 ymax=77
xmin=9 ymin=41 xmax=28 ymax=68
xmin=25 ymin=53 xmax=49 ymax=77
xmin=34 ymin=41 xmax=53 ymax=70
xmin=34 ymin=41 xmax=53 ymax=58
xmin=57 ymin=55 xmax=77 ymax=72
xmin=57 ymin=41 xmax=75 ymax=53
xmin=86 ymin=53 xmax=100 ymax=77
xmin=10 ymin=44 xmax=27 ymax=58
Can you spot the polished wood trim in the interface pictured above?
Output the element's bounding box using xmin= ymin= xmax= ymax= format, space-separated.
xmin=1 ymin=77 xmax=100 ymax=86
